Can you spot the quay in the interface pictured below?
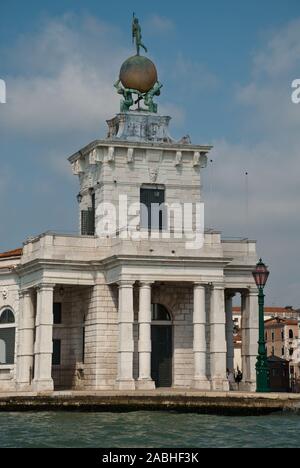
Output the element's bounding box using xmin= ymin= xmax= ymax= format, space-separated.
xmin=0 ymin=390 xmax=300 ymax=415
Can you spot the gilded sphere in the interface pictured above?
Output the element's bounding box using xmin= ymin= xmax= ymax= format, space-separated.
xmin=119 ymin=55 xmax=158 ymax=93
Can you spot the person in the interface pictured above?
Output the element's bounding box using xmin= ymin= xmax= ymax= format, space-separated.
xmin=132 ymin=14 xmax=148 ymax=55
xmin=235 ymin=368 xmax=243 ymax=389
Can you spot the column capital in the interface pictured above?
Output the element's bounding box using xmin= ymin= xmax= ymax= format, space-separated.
xmin=139 ymin=281 xmax=154 ymax=288
xmin=193 ymin=282 xmax=206 ymax=289
xmin=209 ymin=282 xmax=225 ymax=291
xmin=117 ymin=280 xmax=135 ymax=288
xmin=19 ymin=289 xmax=29 ymax=299
xmin=36 ymin=283 xmax=55 ymax=292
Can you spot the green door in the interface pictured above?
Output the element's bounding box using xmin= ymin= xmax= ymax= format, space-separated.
xmin=151 ymin=325 xmax=172 ymax=387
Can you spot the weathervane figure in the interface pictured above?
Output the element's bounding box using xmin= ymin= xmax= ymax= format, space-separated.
xmin=132 ymin=13 xmax=147 ymax=55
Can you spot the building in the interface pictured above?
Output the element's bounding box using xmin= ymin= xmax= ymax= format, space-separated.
xmin=0 ymin=18 xmax=261 ymax=394
xmin=233 ymin=306 xmax=300 ymax=378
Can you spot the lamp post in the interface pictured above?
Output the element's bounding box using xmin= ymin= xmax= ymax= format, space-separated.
xmin=252 ymin=258 xmax=270 ymax=393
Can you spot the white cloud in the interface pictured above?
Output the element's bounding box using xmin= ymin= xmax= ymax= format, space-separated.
xmin=146 ymin=14 xmax=175 ymax=34
xmin=204 ymin=19 xmax=300 ymax=306
xmin=0 ymin=15 xmax=129 ymax=136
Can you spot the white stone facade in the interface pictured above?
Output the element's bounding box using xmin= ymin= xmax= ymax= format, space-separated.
xmin=0 ymin=112 xmax=260 ymax=393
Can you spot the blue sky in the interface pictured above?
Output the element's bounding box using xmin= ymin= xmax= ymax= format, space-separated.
xmin=0 ymin=0 xmax=300 ymax=306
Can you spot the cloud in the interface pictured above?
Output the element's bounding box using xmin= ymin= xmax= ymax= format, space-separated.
xmin=204 ymin=19 xmax=300 ymax=306
xmin=0 ymin=14 xmax=129 ymax=137
xmin=171 ymin=53 xmax=219 ymax=94
xmin=145 ymin=14 xmax=175 ymax=34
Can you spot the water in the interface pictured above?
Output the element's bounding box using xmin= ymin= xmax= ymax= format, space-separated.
xmin=0 ymin=411 xmax=299 ymax=448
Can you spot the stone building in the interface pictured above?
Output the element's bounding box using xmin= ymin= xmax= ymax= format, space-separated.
xmin=0 ymin=27 xmax=261 ymax=394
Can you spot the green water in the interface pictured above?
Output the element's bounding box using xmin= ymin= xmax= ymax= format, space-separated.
xmin=0 ymin=412 xmax=299 ymax=448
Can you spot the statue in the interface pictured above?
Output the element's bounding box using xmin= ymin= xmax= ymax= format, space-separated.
xmin=114 ymin=79 xmax=142 ymax=112
xmin=114 ymin=15 xmax=162 ymax=113
xmin=144 ymin=81 xmax=163 ymax=113
xmin=132 ymin=13 xmax=147 ymax=56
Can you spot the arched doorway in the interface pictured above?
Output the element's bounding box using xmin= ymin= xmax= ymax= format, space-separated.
xmin=151 ymin=303 xmax=173 ymax=387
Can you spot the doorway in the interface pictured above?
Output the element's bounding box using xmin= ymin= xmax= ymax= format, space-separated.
xmin=151 ymin=304 xmax=173 ymax=387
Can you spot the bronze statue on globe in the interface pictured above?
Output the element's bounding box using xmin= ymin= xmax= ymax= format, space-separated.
xmin=114 ymin=14 xmax=163 ymax=113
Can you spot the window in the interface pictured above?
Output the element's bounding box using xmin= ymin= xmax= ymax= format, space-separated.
xmin=289 ymin=348 xmax=294 ymax=357
xmin=140 ymin=187 xmax=166 ymax=231
xmin=53 ymin=303 xmax=62 ymax=324
xmin=0 ymin=308 xmax=15 ymax=365
xmin=289 ymin=329 xmax=294 ymax=340
xmin=152 ymin=304 xmax=171 ymax=322
xmin=281 ymin=330 xmax=284 ymax=341
xmin=282 ymin=347 xmax=285 ymax=357
xmin=272 ymin=332 xmax=274 ymax=342
xmin=272 ymin=346 xmax=275 ymax=356
xmin=81 ymin=191 xmax=95 ymax=236
xmin=52 ymin=339 xmax=61 ymax=366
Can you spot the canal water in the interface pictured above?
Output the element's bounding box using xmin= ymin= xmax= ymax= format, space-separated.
xmin=0 ymin=411 xmax=299 ymax=448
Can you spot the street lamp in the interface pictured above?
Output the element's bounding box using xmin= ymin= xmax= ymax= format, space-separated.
xmin=252 ymin=258 xmax=270 ymax=393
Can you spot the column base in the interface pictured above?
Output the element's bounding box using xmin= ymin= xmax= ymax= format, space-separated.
xmin=211 ymin=378 xmax=229 ymax=392
xmin=193 ymin=378 xmax=211 ymax=391
xmin=16 ymin=382 xmax=33 ymax=392
xmin=238 ymin=381 xmax=256 ymax=393
xmin=116 ymin=379 xmax=136 ymax=391
xmin=32 ymin=379 xmax=54 ymax=393
xmin=136 ymin=378 xmax=156 ymax=390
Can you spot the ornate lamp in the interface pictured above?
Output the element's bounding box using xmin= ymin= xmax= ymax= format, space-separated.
xmin=252 ymin=258 xmax=270 ymax=393
xmin=253 ymin=259 xmax=270 ymax=289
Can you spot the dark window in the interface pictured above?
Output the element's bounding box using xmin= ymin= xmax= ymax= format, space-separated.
xmin=52 ymin=339 xmax=61 ymax=366
xmin=140 ymin=187 xmax=166 ymax=231
xmin=282 ymin=347 xmax=285 ymax=356
xmin=289 ymin=348 xmax=294 ymax=357
xmin=289 ymin=329 xmax=294 ymax=339
xmin=272 ymin=332 xmax=274 ymax=342
xmin=53 ymin=303 xmax=62 ymax=324
xmin=0 ymin=309 xmax=15 ymax=324
xmin=281 ymin=330 xmax=284 ymax=340
xmin=0 ymin=309 xmax=15 ymax=365
xmin=152 ymin=304 xmax=171 ymax=322
xmin=265 ymin=332 xmax=267 ymax=341
xmin=0 ymin=329 xmax=15 ymax=364
xmin=82 ymin=326 xmax=85 ymax=364
xmin=272 ymin=346 xmax=274 ymax=356
xmin=81 ymin=208 xmax=95 ymax=236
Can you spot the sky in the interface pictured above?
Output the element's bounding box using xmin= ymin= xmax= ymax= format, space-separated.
xmin=0 ymin=0 xmax=300 ymax=306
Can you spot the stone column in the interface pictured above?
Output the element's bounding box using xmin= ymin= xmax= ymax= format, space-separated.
xmin=210 ymin=285 xmax=229 ymax=391
xmin=33 ymin=284 xmax=54 ymax=392
xmin=16 ymin=289 xmax=35 ymax=390
xmin=137 ymin=282 xmax=155 ymax=389
xmin=193 ymin=284 xmax=210 ymax=390
xmin=116 ymin=280 xmax=135 ymax=390
xmin=225 ymin=293 xmax=235 ymax=372
xmin=241 ymin=289 xmax=258 ymax=392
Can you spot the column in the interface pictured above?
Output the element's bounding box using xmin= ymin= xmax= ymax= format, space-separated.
xmin=241 ymin=289 xmax=259 ymax=392
xmin=225 ymin=293 xmax=235 ymax=372
xmin=210 ymin=285 xmax=229 ymax=391
xmin=16 ymin=289 xmax=35 ymax=390
xmin=193 ymin=284 xmax=210 ymax=390
xmin=33 ymin=284 xmax=54 ymax=392
xmin=137 ymin=282 xmax=155 ymax=389
xmin=116 ymin=280 xmax=135 ymax=390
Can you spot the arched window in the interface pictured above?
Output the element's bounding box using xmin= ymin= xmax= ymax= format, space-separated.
xmin=0 ymin=308 xmax=16 ymax=365
xmin=289 ymin=329 xmax=294 ymax=340
xmin=152 ymin=304 xmax=171 ymax=322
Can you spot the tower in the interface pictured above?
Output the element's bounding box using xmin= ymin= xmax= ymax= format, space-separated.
xmin=69 ymin=17 xmax=212 ymax=250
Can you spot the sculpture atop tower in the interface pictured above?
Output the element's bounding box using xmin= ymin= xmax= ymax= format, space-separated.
xmin=114 ymin=14 xmax=162 ymax=114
